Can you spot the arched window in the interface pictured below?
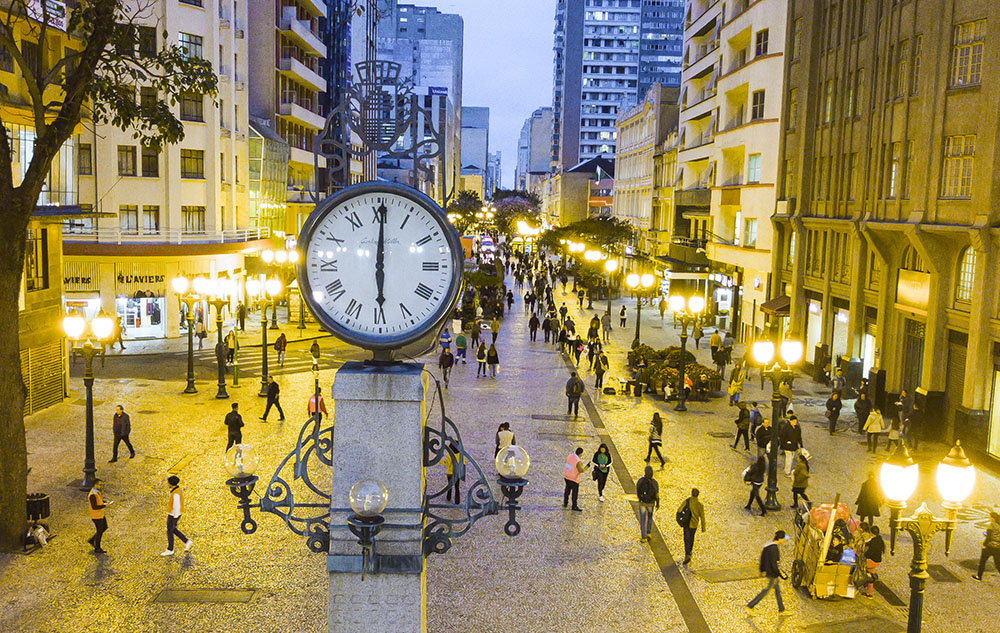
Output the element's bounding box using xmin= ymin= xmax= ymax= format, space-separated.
xmin=955 ymin=247 xmax=976 ymax=305
xmin=900 ymin=245 xmax=928 ymax=272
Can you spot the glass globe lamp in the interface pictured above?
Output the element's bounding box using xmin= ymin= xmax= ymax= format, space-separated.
xmin=224 ymin=443 xmax=259 ymax=479
xmin=349 ymin=479 xmax=389 ymax=518
xmin=668 ymin=295 xmax=685 ymax=313
xmin=264 ymin=277 xmax=283 ymax=297
xmin=91 ymin=316 xmax=114 ymax=340
xmin=688 ymin=295 xmax=705 ymax=313
xmin=604 ymin=259 xmax=618 ymax=273
xmin=62 ymin=314 xmax=85 ymax=340
xmin=246 ymin=278 xmax=261 ymax=297
xmin=261 ymin=249 xmax=274 ymax=264
xmin=880 ymin=446 xmax=919 ymax=504
xmin=496 ymin=444 xmax=530 ymax=480
xmin=780 ymin=340 xmax=804 ymax=365
xmin=640 ymin=273 xmax=655 ymax=288
xmin=752 ymin=340 xmax=775 ymax=366
xmin=625 ymin=273 xmax=639 ymax=288
xmin=171 ymin=276 xmax=190 ymax=295
xmin=936 ymin=441 xmax=975 ymax=507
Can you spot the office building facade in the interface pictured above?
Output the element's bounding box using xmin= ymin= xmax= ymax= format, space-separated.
xmin=516 ymin=106 xmax=554 ymax=193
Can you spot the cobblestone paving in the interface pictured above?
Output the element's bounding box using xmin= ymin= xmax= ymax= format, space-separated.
xmin=1 ymin=269 xmax=998 ymax=633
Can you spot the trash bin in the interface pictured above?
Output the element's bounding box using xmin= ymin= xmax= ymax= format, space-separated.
xmin=26 ymin=493 xmax=50 ymax=521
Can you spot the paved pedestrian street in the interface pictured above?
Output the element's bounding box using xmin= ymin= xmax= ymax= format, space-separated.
xmin=2 ymin=277 xmax=999 ymax=633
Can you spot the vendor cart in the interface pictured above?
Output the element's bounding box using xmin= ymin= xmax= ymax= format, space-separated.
xmin=789 ymin=495 xmax=863 ymax=600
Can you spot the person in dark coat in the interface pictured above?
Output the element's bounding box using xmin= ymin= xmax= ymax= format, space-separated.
xmin=591 ymin=443 xmax=612 ymax=501
xmin=110 ymin=405 xmax=135 ymax=462
xmin=733 ymin=402 xmax=751 ymax=451
xmin=826 ymin=391 xmax=843 ymax=435
xmin=854 ymin=391 xmax=872 ymax=434
xmin=528 ymin=313 xmax=540 ymax=341
xmin=747 ymin=530 xmax=789 ymax=612
xmin=744 ymin=455 xmax=767 ymax=516
xmin=856 ymin=469 xmax=883 ymax=526
xmin=755 ymin=418 xmax=772 ymax=460
xmin=904 ymin=402 xmax=922 ymax=450
xmin=236 ymin=301 xmax=246 ymax=331
xmin=565 ymin=372 xmax=585 ymax=418
xmin=779 ymin=415 xmax=803 ymax=475
xmin=261 ymin=375 xmax=285 ymax=421
xmin=541 ymin=315 xmax=552 ymax=342
xmin=224 ymin=403 xmax=244 ymax=450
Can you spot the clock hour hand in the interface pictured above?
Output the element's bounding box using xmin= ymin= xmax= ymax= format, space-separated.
xmin=375 ymin=202 xmax=387 ymax=306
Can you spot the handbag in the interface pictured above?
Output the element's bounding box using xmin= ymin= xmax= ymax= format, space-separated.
xmin=676 ymin=499 xmax=692 ymax=527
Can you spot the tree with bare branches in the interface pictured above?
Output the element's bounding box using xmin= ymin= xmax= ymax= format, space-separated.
xmin=0 ymin=0 xmax=216 ymax=550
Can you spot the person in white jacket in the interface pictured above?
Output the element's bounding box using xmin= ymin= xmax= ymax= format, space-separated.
xmin=863 ymin=408 xmax=885 ymax=453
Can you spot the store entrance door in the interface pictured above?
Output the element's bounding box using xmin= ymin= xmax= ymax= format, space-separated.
xmin=117 ymin=296 xmax=166 ymax=339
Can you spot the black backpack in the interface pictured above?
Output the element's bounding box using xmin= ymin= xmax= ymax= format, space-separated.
xmin=636 ymin=478 xmax=657 ymax=504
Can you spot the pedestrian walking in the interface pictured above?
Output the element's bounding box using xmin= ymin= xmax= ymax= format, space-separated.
xmin=856 ymin=470 xmax=883 ymax=526
xmin=470 ymin=320 xmax=482 ymax=347
xmin=310 ymin=340 xmax=320 ymax=371
xmin=439 ymin=347 xmax=455 ymax=387
xmin=87 ymin=479 xmax=111 ymax=554
xmin=972 ymin=511 xmax=1000 ymax=581
xmin=825 ymin=391 xmax=843 ymax=434
xmin=748 ymin=401 xmax=763 ymax=437
xmin=474 ymin=342 xmax=486 ymax=377
xmin=224 ymin=402 xmax=244 ymax=450
xmin=779 ymin=415 xmax=803 ymax=476
xmin=444 ymin=442 xmax=463 ymax=504
xmin=777 ymin=379 xmax=792 ymax=419
xmin=743 ymin=455 xmax=767 ymax=516
xmin=885 ymin=419 xmax=901 ymax=452
xmin=113 ymin=315 xmax=126 ymax=350
xmin=636 ymin=465 xmax=659 ymax=542
xmin=495 ymin=422 xmax=516 ymax=457
xmin=658 ymin=296 xmax=667 ymax=321
xmin=195 ymin=319 xmax=207 ymax=349
xmin=733 ymin=402 xmax=751 ymax=451
xmin=572 ymin=335 xmax=584 ymax=366
xmin=307 ymin=391 xmax=328 ymax=420
xmin=904 ymin=403 xmax=922 ymax=450
xmin=273 ymin=332 xmax=287 ymax=366
xmin=542 ymin=315 xmax=552 ymax=343
xmin=490 ymin=317 xmax=500 ymax=344
xmin=863 ymin=407 xmax=885 ymax=452
xmin=791 ymin=449 xmax=811 ymax=510
xmin=746 ymin=531 xmax=789 ymax=612
xmin=226 ymin=330 xmax=237 ymax=364
xmin=755 ymin=418 xmax=771 ymax=460
xmin=831 ymin=368 xmax=847 ymax=397
xmin=594 ymin=351 xmax=609 ymax=389
xmin=722 ymin=331 xmax=734 ymax=360
xmin=565 ymin=371 xmax=584 ymax=418
xmin=455 ymin=331 xmax=467 ymax=364
xmin=709 ymin=330 xmax=722 ymax=362
xmin=592 ymin=443 xmax=612 ymax=501
xmin=577 ymin=288 xmax=586 ymax=309
xmin=563 ymin=447 xmax=590 ymax=511
xmin=862 ymin=525 xmax=885 ymax=596
xmin=618 ymin=305 xmax=627 ymax=328
xmin=261 ymin=375 xmax=285 ymax=421
xmin=728 ymin=362 xmax=745 ymax=406
xmin=528 ymin=313 xmax=539 ymax=341
xmin=160 ymin=475 xmax=193 ymax=556
xmin=557 ymin=326 xmax=568 ymax=353
xmin=854 ymin=391 xmax=872 ymax=434
xmin=645 ymin=413 xmax=666 ymax=469
xmin=677 ymin=487 xmax=706 ymax=564
xmin=601 ymin=311 xmax=611 ymax=342
xmin=560 ymin=303 xmax=568 ymax=322
xmin=237 ymin=301 xmax=246 ymax=331
xmin=486 ymin=344 xmax=500 ymax=378
xmin=506 ymin=290 xmax=514 ymax=312
xmin=109 ymin=405 xmax=136 ymax=462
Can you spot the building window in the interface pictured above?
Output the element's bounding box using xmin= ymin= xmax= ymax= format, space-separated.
xmin=138 ymin=26 xmax=157 ymax=57
xmin=24 ymin=229 xmax=48 ymax=291
xmin=117 ymin=145 xmax=136 ymax=176
xmin=182 ymin=205 xmax=206 ymax=233
xmin=78 ymin=143 xmax=92 ymax=175
xmin=901 ymin=245 xmax=928 ymax=272
xmin=180 ymin=92 xmax=203 ymax=121
xmin=142 ymin=205 xmax=160 ymax=233
xmin=941 ymin=135 xmax=975 ymax=199
xmin=950 ymin=20 xmax=985 ymax=88
xmin=955 ymin=247 xmax=976 ymax=305
xmin=791 ymin=19 xmax=802 ymax=61
xmin=20 ymin=40 xmax=42 ymax=78
xmin=178 ymin=32 xmax=203 ymax=60
xmin=894 ymin=42 xmax=908 ymax=98
xmin=755 ymin=29 xmax=769 ymax=57
xmin=848 ymin=152 xmax=858 ymax=200
xmin=867 ymin=251 xmax=880 ymax=290
xmin=119 ymin=205 xmax=139 ymax=234
xmin=750 ymin=90 xmax=765 ymax=120
xmin=743 ymin=219 xmax=758 ymax=249
xmin=141 ymin=146 xmax=159 ymax=177
xmin=886 ymin=141 xmax=901 ymax=199
xmin=910 ymin=36 xmax=921 ymax=95
xmin=786 ymin=231 xmax=797 ymax=269
xmin=0 ymin=46 xmax=12 ymax=73
xmin=64 ymin=205 xmax=96 ymax=234
xmin=901 ymin=141 xmax=912 ymax=199
xmin=823 ymin=80 xmax=834 ymax=123
xmin=220 ymin=152 xmax=225 ymax=181
xmin=180 ymin=0 xmax=204 ymax=7
xmin=747 ymin=153 xmax=761 ymax=183
xmin=180 ymin=149 xmax=205 ymax=178
xmin=140 ymin=87 xmax=157 ymax=111
xmin=787 ymin=88 xmax=797 ymax=130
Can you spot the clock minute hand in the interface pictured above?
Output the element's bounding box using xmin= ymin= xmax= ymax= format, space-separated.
xmin=375 ymin=202 xmax=387 ymax=306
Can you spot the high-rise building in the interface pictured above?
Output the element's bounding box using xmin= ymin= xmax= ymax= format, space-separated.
xmin=66 ymin=0 xmax=271 ymax=341
xmin=460 ymin=106 xmax=489 ymax=198
xmin=773 ymin=0 xmax=1000 ymax=459
xmin=376 ymin=2 xmax=463 ymax=204
xmin=515 ymin=107 xmax=554 ymax=193
xmin=486 ymin=151 xmax=502 ymax=198
xmin=248 ymin=0 xmax=329 ymax=234
xmin=676 ymin=0 xmax=789 ymax=341
xmin=550 ymin=0 xmax=684 ymax=171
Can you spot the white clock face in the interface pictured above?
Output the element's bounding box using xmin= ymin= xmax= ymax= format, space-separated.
xmin=299 ymin=187 xmax=459 ymax=349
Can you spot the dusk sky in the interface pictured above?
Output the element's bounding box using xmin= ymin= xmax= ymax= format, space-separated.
xmin=431 ymin=0 xmax=555 ymax=190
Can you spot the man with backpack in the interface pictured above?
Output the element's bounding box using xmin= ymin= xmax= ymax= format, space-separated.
xmin=565 ymin=372 xmax=585 ymax=418
xmin=594 ymin=351 xmax=609 ymax=389
xmin=636 ymin=465 xmax=659 ymax=542
xmin=676 ymin=488 xmax=706 ymax=565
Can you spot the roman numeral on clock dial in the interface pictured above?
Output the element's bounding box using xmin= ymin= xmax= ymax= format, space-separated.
xmin=414 ymin=283 xmax=433 ymax=300
xmin=325 ymin=279 xmax=345 ymax=300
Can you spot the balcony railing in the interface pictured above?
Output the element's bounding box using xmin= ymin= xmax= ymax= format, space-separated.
xmin=63 ymin=226 xmax=271 ymax=245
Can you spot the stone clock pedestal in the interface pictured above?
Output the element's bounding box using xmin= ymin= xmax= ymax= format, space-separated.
xmin=327 ymin=361 xmax=427 ymax=633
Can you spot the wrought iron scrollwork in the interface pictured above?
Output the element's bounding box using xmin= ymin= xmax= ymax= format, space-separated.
xmin=422 ymin=378 xmax=498 ymax=556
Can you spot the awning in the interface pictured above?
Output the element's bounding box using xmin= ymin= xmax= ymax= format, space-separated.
xmin=760 ymin=295 xmax=791 ymax=317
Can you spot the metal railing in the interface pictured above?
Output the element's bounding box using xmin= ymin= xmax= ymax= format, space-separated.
xmin=63 ymin=226 xmax=271 ymax=245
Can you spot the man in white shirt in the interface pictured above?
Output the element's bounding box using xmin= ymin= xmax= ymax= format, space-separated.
xmin=161 ymin=475 xmax=193 ymax=556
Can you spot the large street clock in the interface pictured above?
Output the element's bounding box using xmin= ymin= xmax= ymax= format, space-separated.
xmin=296 ymin=182 xmax=463 ymax=357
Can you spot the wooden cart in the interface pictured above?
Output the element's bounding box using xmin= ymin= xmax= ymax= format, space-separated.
xmin=789 ymin=495 xmax=860 ymax=600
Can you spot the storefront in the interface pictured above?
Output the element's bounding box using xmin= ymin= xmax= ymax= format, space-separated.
xmin=113 ymin=263 xmax=168 ymax=338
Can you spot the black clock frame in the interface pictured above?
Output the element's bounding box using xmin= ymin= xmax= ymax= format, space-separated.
xmin=296 ymin=182 xmax=464 ymax=356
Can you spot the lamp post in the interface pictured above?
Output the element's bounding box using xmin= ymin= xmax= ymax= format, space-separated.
xmin=206 ymin=278 xmax=234 ymax=399
xmin=879 ymin=443 xmax=975 ymax=633
xmin=584 ymin=249 xmax=602 ymax=309
xmin=495 ymin=444 xmax=530 ymax=537
xmin=346 ymin=478 xmax=389 ymax=581
xmin=247 ymin=277 xmax=283 ymax=397
xmin=668 ymin=294 xmax=706 ymax=412
xmin=604 ymin=259 xmax=618 ymax=317
xmin=625 ymin=272 xmax=656 ymax=347
xmin=751 ymin=340 xmax=804 ymax=510
xmin=171 ymin=275 xmax=206 ymax=394
xmin=63 ymin=312 xmax=114 ymax=490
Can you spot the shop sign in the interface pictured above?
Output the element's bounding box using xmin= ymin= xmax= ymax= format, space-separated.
xmin=115 ymin=263 xmax=167 ymax=296
xmin=64 ymin=261 xmax=99 ymax=292
xmin=896 ymin=269 xmax=930 ymax=312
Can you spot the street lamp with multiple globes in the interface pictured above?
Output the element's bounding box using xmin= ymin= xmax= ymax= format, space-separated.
xmin=879 ymin=442 xmax=975 ymax=633
xmin=246 ymin=276 xmax=283 ymax=396
xmin=604 ymin=258 xmax=619 ymax=316
xmin=261 ymin=248 xmax=298 ymax=329
xmin=668 ymin=293 xmax=706 ymax=412
xmin=171 ymin=275 xmax=210 ymax=394
xmin=750 ymin=339 xmax=804 ymax=510
xmin=205 ymin=278 xmax=236 ymax=399
xmin=63 ymin=312 xmax=114 ymax=490
xmin=625 ymin=272 xmax=656 ymax=347
xmin=583 ymin=249 xmax=603 ymax=309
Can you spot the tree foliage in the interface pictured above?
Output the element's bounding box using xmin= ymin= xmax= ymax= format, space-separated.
xmin=493 ymin=195 xmax=539 ymax=238
xmin=493 ymin=188 xmax=541 ymax=208
xmin=446 ymin=189 xmax=483 ymax=235
xmin=0 ymin=0 xmax=217 ymax=550
xmin=540 ymin=217 xmax=636 ymax=252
